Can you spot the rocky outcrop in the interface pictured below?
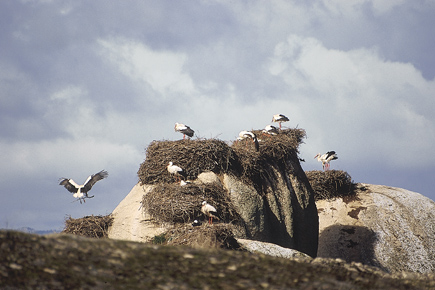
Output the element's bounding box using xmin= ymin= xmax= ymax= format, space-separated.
xmin=317 ymin=183 xmax=435 ymax=273
xmin=109 ymin=166 xmax=319 ymax=257
xmin=108 ymin=183 xmax=167 ymax=242
xmin=110 ymin=133 xmax=319 ymax=257
xmin=236 ymin=238 xmax=312 ymax=259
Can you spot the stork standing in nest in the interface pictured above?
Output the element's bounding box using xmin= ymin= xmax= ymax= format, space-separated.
xmin=314 ymin=151 xmax=338 ymax=171
xmin=59 ymin=170 xmax=108 ymax=204
xmin=272 ymin=114 xmax=289 ymax=129
xmin=238 ymin=130 xmax=259 ymax=151
xmin=262 ymin=125 xmax=279 ymax=136
xmin=174 ymin=123 xmax=194 ymax=139
xmin=201 ymin=201 xmax=220 ymax=225
xmin=167 ymin=162 xmax=186 ymax=182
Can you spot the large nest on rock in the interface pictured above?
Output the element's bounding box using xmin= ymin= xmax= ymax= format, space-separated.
xmin=138 ymin=129 xmax=306 ymax=186
xmin=231 ymin=128 xmax=306 ymax=189
xmin=142 ymin=182 xmax=240 ymax=224
xmin=163 ymin=223 xmax=241 ymax=250
xmin=306 ymin=170 xmax=357 ymax=201
xmin=138 ymin=139 xmax=239 ymax=185
xmin=62 ymin=215 xmax=113 ymax=238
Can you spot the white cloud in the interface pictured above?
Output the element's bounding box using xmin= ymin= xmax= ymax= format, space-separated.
xmin=98 ymin=38 xmax=196 ymax=96
xmin=268 ymin=35 xmax=435 ymax=168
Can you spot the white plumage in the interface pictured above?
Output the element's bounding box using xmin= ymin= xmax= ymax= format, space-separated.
xmin=174 ymin=122 xmax=194 ymax=139
xmin=314 ymin=151 xmax=338 ymax=171
xmin=262 ymin=125 xmax=279 ymax=136
xmin=167 ymin=161 xmax=186 ymax=181
xmin=201 ymin=201 xmax=220 ymax=224
xmin=238 ymin=130 xmax=259 ymax=151
xmin=59 ymin=170 xmax=108 ymax=203
xmin=272 ymin=114 xmax=289 ymax=128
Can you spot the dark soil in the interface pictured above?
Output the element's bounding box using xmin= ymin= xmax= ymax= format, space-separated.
xmin=1 ymin=230 xmax=434 ymax=289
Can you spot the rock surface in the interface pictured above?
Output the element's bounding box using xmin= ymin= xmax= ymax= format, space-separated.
xmin=109 ymin=164 xmax=319 ymax=257
xmin=108 ymin=183 xmax=167 ymax=242
xmin=236 ymin=238 xmax=312 ymax=260
xmin=317 ymin=183 xmax=435 ymax=274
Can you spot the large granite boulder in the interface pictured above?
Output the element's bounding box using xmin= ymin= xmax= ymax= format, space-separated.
xmin=109 ymin=132 xmax=319 ymax=257
xmin=317 ymin=183 xmax=435 ymax=273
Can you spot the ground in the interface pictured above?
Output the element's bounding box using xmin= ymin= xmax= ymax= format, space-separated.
xmin=1 ymin=230 xmax=434 ymax=289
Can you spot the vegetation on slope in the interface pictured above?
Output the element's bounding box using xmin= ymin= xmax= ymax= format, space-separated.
xmin=1 ymin=230 xmax=434 ymax=289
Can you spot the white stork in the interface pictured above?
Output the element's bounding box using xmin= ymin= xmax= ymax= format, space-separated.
xmin=167 ymin=161 xmax=186 ymax=182
xmin=174 ymin=123 xmax=194 ymax=140
xmin=314 ymin=151 xmax=338 ymax=171
xmin=59 ymin=170 xmax=108 ymax=203
xmin=238 ymin=130 xmax=259 ymax=151
xmin=201 ymin=201 xmax=220 ymax=225
xmin=262 ymin=125 xmax=279 ymax=136
xmin=272 ymin=114 xmax=289 ymax=129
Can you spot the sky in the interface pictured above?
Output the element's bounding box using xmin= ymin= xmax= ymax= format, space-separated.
xmin=1 ymin=0 xmax=435 ymax=231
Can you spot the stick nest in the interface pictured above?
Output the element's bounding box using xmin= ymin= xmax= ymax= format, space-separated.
xmin=62 ymin=214 xmax=113 ymax=238
xmin=138 ymin=129 xmax=306 ymax=186
xmin=142 ymin=182 xmax=240 ymax=224
xmin=163 ymin=223 xmax=241 ymax=250
xmin=306 ymin=170 xmax=357 ymax=201
xmin=138 ymin=129 xmax=306 ymax=224
xmin=138 ymin=139 xmax=238 ymax=184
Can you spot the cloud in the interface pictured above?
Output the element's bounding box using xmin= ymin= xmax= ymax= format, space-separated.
xmin=268 ymin=35 xmax=435 ymax=168
xmin=98 ymin=38 xmax=196 ymax=97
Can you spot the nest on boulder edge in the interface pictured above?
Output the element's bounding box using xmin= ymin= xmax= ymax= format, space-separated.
xmin=163 ymin=223 xmax=241 ymax=250
xmin=142 ymin=182 xmax=240 ymax=224
xmin=138 ymin=129 xmax=306 ymax=186
xmin=231 ymin=128 xmax=306 ymax=190
xmin=62 ymin=214 xmax=113 ymax=238
xmin=306 ymin=170 xmax=356 ymax=201
xmin=138 ymin=139 xmax=238 ymax=185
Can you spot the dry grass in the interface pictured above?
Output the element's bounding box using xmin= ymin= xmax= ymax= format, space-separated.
xmin=306 ymin=170 xmax=356 ymax=201
xmin=62 ymin=215 xmax=113 ymax=238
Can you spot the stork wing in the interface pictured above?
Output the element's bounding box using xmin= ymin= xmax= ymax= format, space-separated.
xmin=59 ymin=178 xmax=78 ymax=193
xmin=182 ymin=127 xmax=194 ymax=137
xmin=82 ymin=170 xmax=108 ymax=193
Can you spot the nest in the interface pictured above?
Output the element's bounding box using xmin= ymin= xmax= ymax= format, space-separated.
xmin=138 ymin=129 xmax=306 ymax=224
xmin=138 ymin=139 xmax=238 ymax=185
xmin=231 ymin=128 xmax=306 ymax=188
xmin=306 ymin=170 xmax=356 ymax=201
xmin=164 ymin=223 xmax=241 ymax=250
xmin=62 ymin=214 xmax=113 ymax=238
xmin=142 ymin=182 xmax=240 ymax=224
xmin=138 ymin=129 xmax=306 ymax=186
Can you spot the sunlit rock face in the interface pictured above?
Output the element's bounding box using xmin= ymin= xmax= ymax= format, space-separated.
xmin=317 ymin=184 xmax=435 ymax=274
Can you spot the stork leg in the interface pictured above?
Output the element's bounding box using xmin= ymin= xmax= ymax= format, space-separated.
xmin=183 ymin=134 xmax=186 ymax=140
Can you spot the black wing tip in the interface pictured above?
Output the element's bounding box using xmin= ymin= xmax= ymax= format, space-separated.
xmin=97 ymin=170 xmax=109 ymax=178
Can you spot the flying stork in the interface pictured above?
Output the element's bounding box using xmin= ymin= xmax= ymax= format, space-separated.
xmin=167 ymin=161 xmax=187 ymax=182
xmin=174 ymin=123 xmax=194 ymax=139
xmin=59 ymin=170 xmax=108 ymax=203
xmin=201 ymin=201 xmax=220 ymax=225
xmin=262 ymin=125 xmax=279 ymax=136
xmin=238 ymin=130 xmax=259 ymax=151
xmin=272 ymin=114 xmax=289 ymax=129
xmin=314 ymin=151 xmax=338 ymax=171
